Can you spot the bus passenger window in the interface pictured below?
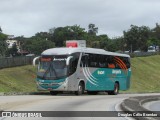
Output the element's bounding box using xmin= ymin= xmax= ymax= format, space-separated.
xmin=107 ymin=56 xmax=115 ymax=69
xmin=99 ymin=62 xmax=106 ymax=68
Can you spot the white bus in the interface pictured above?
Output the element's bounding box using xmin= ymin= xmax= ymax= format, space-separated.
xmin=33 ymin=44 xmax=131 ymax=95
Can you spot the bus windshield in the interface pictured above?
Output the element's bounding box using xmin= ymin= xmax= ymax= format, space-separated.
xmin=37 ymin=56 xmax=68 ymax=80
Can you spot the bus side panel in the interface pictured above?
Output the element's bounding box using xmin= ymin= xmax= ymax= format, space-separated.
xmin=126 ymin=68 xmax=131 ymax=89
xmin=85 ymin=68 xmax=114 ymax=91
xmin=85 ymin=68 xmax=131 ymax=91
xmin=67 ymin=72 xmax=82 ymax=91
xmin=116 ymin=68 xmax=131 ymax=90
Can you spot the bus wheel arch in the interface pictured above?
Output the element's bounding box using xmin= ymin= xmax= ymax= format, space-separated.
xmin=108 ymin=82 xmax=119 ymax=95
xmin=75 ymin=81 xmax=85 ymax=95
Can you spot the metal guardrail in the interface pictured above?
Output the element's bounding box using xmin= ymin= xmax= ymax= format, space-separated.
xmin=0 ymin=56 xmax=35 ymax=69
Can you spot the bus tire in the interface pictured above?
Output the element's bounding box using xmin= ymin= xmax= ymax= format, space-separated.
xmin=108 ymin=82 xmax=119 ymax=95
xmin=50 ymin=91 xmax=58 ymax=95
xmin=75 ymin=82 xmax=84 ymax=95
xmin=87 ymin=91 xmax=98 ymax=95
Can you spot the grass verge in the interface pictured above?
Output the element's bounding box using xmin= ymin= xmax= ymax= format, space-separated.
xmin=122 ymin=55 xmax=160 ymax=93
xmin=0 ymin=65 xmax=37 ymax=92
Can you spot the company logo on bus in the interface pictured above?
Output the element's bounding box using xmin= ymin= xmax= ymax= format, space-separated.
xmin=53 ymin=58 xmax=67 ymax=61
xmin=112 ymin=70 xmax=121 ymax=74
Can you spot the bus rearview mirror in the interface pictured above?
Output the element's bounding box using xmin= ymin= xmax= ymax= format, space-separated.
xmin=66 ymin=56 xmax=73 ymax=66
xmin=33 ymin=56 xmax=40 ymax=66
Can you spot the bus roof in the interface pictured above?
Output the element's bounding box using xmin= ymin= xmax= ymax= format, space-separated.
xmin=42 ymin=47 xmax=130 ymax=58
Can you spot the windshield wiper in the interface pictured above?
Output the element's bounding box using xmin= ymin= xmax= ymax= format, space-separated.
xmin=42 ymin=62 xmax=58 ymax=79
xmin=50 ymin=63 xmax=58 ymax=79
xmin=42 ymin=62 xmax=51 ymax=79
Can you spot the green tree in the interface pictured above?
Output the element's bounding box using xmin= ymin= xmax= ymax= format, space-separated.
xmin=123 ymin=25 xmax=150 ymax=52
xmin=49 ymin=25 xmax=86 ymax=47
xmin=149 ymin=23 xmax=160 ymax=46
xmin=98 ymin=35 xmax=109 ymax=49
xmin=88 ymin=23 xmax=98 ymax=35
xmin=107 ymin=40 xmax=117 ymax=52
xmin=90 ymin=34 xmax=109 ymax=49
xmin=0 ymin=32 xmax=7 ymax=57
xmin=109 ymin=37 xmax=125 ymax=52
xmin=24 ymin=37 xmax=55 ymax=55
xmin=6 ymin=44 xmax=18 ymax=57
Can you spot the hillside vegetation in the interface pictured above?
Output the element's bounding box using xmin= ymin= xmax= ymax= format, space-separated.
xmin=0 ymin=55 xmax=160 ymax=93
xmin=127 ymin=55 xmax=160 ymax=93
xmin=0 ymin=66 xmax=37 ymax=92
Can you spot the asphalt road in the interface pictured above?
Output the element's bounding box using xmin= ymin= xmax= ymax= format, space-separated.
xmin=0 ymin=93 xmax=160 ymax=120
xmin=143 ymin=100 xmax=160 ymax=111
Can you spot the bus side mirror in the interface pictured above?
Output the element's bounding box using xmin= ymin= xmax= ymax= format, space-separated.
xmin=33 ymin=56 xmax=40 ymax=66
xmin=66 ymin=56 xmax=73 ymax=66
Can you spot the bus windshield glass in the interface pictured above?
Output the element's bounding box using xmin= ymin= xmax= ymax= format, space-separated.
xmin=37 ymin=55 xmax=68 ymax=80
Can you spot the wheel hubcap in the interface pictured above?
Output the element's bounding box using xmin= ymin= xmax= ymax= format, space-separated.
xmin=115 ymin=84 xmax=118 ymax=93
xmin=79 ymin=85 xmax=82 ymax=92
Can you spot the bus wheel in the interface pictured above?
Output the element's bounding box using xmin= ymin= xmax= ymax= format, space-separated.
xmin=75 ymin=82 xmax=84 ymax=95
xmin=87 ymin=91 xmax=98 ymax=95
xmin=50 ymin=91 xmax=58 ymax=95
xmin=108 ymin=83 xmax=119 ymax=95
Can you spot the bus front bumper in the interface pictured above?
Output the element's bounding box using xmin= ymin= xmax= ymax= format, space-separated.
xmin=36 ymin=78 xmax=68 ymax=91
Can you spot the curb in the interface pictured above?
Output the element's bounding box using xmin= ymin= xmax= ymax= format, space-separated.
xmin=120 ymin=95 xmax=160 ymax=120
